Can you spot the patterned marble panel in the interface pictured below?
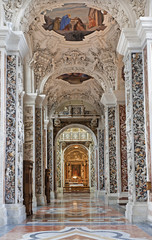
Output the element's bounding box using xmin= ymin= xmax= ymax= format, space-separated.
xmin=5 ymin=55 xmax=17 ymax=204
xmin=119 ymin=105 xmax=128 ymax=192
xmin=47 ymin=130 xmax=53 ymax=191
xmin=17 ymin=57 xmax=24 ymax=203
xmin=98 ymin=129 xmax=105 ymax=190
xmin=56 ymin=140 xmax=62 ymax=189
xmin=108 ymin=107 xmax=117 ymax=193
xmin=131 ymin=53 xmax=147 ymax=201
xmin=24 ymin=106 xmax=34 ymax=161
xmin=90 ymin=142 xmax=96 ymax=188
xmin=35 ymin=108 xmax=42 ymax=195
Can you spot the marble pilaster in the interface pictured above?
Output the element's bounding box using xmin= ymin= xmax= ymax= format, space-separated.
xmin=4 ymin=30 xmax=28 ymax=224
xmin=117 ymin=20 xmax=149 ymax=222
xmin=0 ymin=38 xmax=7 ymax=226
xmin=98 ymin=129 xmax=105 ymax=191
xmin=115 ymin=91 xmax=128 ymax=205
xmin=24 ymin=93 xmax=37 ymax=207
xmin=135 ymin=18 xmax=152 ymax=221
xmin=35 ymin=95 xmax=46 ymax=205
xmin=47 ymin=127 xmax=54 ymax=198
xmin=101 ymin=92 xmax=118 ymax=204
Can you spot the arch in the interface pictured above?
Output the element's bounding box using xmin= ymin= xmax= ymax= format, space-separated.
xmin=41 ymin=67 xmax=110 ymax=94
xmin=55 ymin=123 xmax=97 ymax=145
xmin=54 ymin=124 xmax=98 ymax=193
xmin=11 ymin=0 xmax=137 ymax=32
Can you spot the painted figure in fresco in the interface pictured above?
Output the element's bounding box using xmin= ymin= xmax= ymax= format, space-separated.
xmin=60 ymin=14 xmax=71 ymax=30
xmin=73 ymin=17 xmax=85 ymax=31
xmin=88 ymin=8 xmax=104 ymax=29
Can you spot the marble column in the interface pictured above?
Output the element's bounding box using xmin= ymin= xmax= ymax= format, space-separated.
xmin=35 ymin=95 xmax=46 ymax=205
xmin=47 ymin=126 xmax=55 ymax=199
xmin=24 ymin=93 xmax=37 ymax=207
xmin=117 ymin=21 xmax=149 ymax=222
xmin=4 ymin=31 xmax=28 ymax=224
xmin=101 ymin=92 xmax=118 ymax=204
xmin=0 ymin=31 xmax=8 ymax=226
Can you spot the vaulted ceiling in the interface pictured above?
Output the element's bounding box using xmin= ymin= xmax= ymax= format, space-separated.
xmin=2 ymin=0 xmax=147 ymax=114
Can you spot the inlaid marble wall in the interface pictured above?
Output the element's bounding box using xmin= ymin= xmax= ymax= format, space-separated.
xmin=119 ymin=105 xmax=128 ymax=192
xmin=98 ymin=129 xmax=105 ymax=190
xmin=125 ymin=52 xmax=147 ymax=202
xmin=108 ymin=107 xmax=117 ymax=193
xmin=24 ymin=106 xmax=34 ymax=161
xmin=47 ymin=129 xmax=53 ymax=192
xmin=35 ymin=108 xmax=42 ymax=195
xmin=5 ymin=55 xmax=17 ymax=204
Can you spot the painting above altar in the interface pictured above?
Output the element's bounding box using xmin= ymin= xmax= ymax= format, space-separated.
xmin=41 ymin=3 xmax=109 ymax=41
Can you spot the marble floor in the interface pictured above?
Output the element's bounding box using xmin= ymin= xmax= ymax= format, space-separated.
xmin=0 ymin=193 xmax=152 ymax=240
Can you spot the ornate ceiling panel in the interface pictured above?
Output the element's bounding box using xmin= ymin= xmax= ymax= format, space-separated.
xmin=3 ymin=0 xmax=147 ymax=31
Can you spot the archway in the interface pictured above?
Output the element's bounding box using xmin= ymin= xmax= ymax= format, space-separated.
xmin=55 ymin=124 xmax=98 ymax=195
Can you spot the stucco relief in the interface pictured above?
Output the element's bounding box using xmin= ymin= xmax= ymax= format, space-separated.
xmin=4 ymin=0 xmax=139 ymax=31
xmin=31 ymin=45 xmax=116 ymax=92
xmin=128 ymin=0 xmax=146 ymax=18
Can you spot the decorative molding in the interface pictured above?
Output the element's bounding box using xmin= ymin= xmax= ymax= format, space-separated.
xmin=101 ymin=91 xmax=117 ymax=106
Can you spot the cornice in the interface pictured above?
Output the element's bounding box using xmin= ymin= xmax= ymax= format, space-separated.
xmin=117 ymin=17 xmax=152 ymax=56
xmin=0 ymin=27 xmax=29 ymax=58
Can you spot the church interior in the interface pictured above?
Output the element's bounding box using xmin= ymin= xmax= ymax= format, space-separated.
xmin=0 ymin=0 xmax=152 ymax=239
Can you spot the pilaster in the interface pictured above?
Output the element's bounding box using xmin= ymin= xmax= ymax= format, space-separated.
xmin=101 ymin=91 xmax=118 ymax=204
xmin=117 ymin=18 xmax=149 ymax=222
xmin=35 ymin=95 xmax=47 ymax=205
xmin=3 ymin=29 xmax=28 ymax=224
xmin=47 ymin=123 xmax=55 ymax=199
xmin=0 ymin=35 xmax=7 ymax=226
xmin=115 ymin=91 xmax=128 ymax=205
xmin=24 ymin=93 xmax=38 ymax=208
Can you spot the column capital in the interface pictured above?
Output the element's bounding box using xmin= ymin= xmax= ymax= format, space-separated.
xmin=36 ymin=94 xmax=46 ymax=108
xmin=44 ymin=120 xmax=49 ymax=129
xmin=100 ymin=90 xmax=116 ymax=107
xmin=114 ymin=90 xmax=125 ymax=104
xmin=24 ymin=93 xmax=38 ymax=105
xmin=117 ymin=17 xmax=152 ymax=56
xmin=0 ymin=27 xmax=29 ymax=58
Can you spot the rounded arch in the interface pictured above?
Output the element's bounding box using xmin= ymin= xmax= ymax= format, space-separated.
xmin=55 ymin=123 xmax=97 ymax=145
xmin=54 ymin=124 xmax=98 ymax=193
xmin=11 ymin=0 xmax=137 ymax=32
xmin=41 ymin=67 xmax=110 ymax=94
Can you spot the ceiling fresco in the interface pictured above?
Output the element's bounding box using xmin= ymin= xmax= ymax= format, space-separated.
xmin=41 ymin=3 xmax=109 ymax=41
xmin=58 ymin=73 xmax=92 ymax=84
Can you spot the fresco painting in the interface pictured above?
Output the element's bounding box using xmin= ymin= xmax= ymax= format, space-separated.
xmin=41 ymin=3 xmax=108 ymax=41
xmin=58 ymin=73 xmax=91 ymax=84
